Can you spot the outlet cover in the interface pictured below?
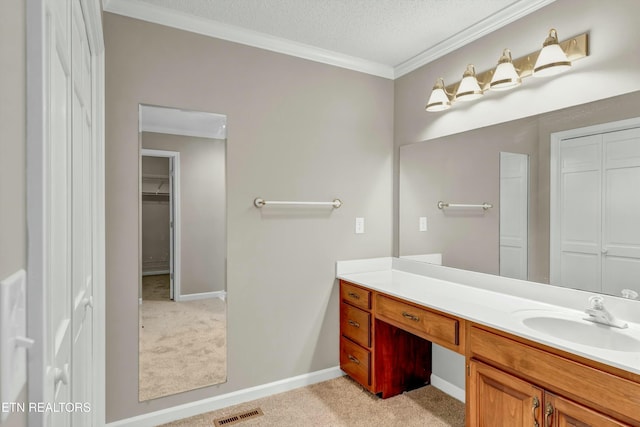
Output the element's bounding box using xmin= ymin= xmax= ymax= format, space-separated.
xmin=355 ymin=217 xmax=365 ymax=234
xmin=419 ymin=217 xmax=428 ymax=232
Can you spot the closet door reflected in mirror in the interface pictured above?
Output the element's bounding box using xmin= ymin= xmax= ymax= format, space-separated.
xmin=138 ymin=104 xmax=227 ymax=401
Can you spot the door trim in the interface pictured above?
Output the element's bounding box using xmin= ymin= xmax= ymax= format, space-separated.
xmin=141 ymin=149 xmax=182 ymax=301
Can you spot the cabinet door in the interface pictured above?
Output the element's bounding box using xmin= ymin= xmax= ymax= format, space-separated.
xmin=469 ymin=360 xmax=543 ymax=427
xmin=544 ymin=392 xmax=630 ymax=427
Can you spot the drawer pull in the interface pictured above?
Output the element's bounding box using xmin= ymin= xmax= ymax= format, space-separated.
xmin=347 ymin=355 xmax=360 ymax=365
xmin=347 ymin=292 xmax=360 ymax=300
xmin=544 ymin=402 xmax=553 ymax=427
xmin=402 ymin=311 xmax=420 ymax=322
xmin=348 ymin=319 xmax=360 ymax=328
xmin=532 ymin=396 xmax=540 ymax=427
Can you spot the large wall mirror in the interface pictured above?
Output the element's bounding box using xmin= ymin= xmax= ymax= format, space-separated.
xmin=399 ymin=90 xmax=640 ymax=301
xmin=138 ymin=104 xmax=227 ymax=401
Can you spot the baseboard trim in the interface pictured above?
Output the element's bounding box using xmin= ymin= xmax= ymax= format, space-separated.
xmin=177 ymin=290 xmax=226 ymax=302
xmin=106 ymin=366 xmax=344 ymax=427
xmin=430 ymin=374 xmax=465 ymax=403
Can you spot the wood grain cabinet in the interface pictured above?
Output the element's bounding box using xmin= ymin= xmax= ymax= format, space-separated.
xmin=468 ymin=326 xmax=638 ymax=426
xmin=339 ymin=280 xmax=640 ymax=426
xmin=339 ymin=280 xmax=444 ymax=398
xmin=469 ymin=360 xmax=629 ymax=427
xmin=339 ymin=282 xmax=374 ymax=392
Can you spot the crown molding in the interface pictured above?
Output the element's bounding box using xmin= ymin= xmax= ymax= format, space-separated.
xmin=102 ymin=0 xmax=395 ymax=79
xmin=393 ymin=0 xmax=557 ymax=78
xmin=103 ymin=0 xmax=556 ymax=80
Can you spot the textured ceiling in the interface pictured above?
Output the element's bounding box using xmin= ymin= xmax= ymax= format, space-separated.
xmin=105 ymin=0 xmax=556 ymax=77
xmin=131 ymin=0 xmax=522 ymax=66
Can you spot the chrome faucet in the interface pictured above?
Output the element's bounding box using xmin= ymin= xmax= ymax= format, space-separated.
xmin=584 ymin=295 xmax=628 ymax=329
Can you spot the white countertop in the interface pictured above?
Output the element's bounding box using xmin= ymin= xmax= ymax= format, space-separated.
xmin=337 ymin=258 xmax=640 ymax=376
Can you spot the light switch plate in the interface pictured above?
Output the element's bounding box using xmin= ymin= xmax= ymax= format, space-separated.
xmin=419 ymin=217 xmax=428 ymax=232
xmin=0 ymin=269 xmax=28 ymax=419
xmin=355 ymin=217 xmax=365 ymax=234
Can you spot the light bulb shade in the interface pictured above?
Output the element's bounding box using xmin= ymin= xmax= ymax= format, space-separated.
xmin=490 ymin=49 xmax=521 ymax=91
xmin=533 ymin=29 xmax=571 ymax=77
xmin=425 ymin=78 xmax=451 ymax=112
xmin=455 ymin=65 xmax=483 ymax=102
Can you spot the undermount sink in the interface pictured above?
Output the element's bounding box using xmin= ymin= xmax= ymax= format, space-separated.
xmin=514 ymin=310 xmax=640 ymax=352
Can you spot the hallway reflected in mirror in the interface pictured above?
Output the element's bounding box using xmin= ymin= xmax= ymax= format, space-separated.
xmin=138 ymin=104 xmax=228 ymax=401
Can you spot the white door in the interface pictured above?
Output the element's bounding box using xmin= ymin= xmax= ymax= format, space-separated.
xmin=551 ymin=125 xmax=640 ymax=295
xmin=554 ymin=134 xmax=602 ymax=292
xmin=45 ymin=0 xmax=73 ymax=425
xmin=601 ymin=128 xmax=640 ymax=296
xmin=29 ymin=0 xmax=96 ymax=425
xmin=499 ymin=152 xmax=529 ymax=280
xmin=70 ymin=1 xmax=94 ymax=426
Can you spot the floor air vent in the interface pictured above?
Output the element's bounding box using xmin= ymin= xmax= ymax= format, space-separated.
xmin=213 ymin=408 xmax=264 ymax=426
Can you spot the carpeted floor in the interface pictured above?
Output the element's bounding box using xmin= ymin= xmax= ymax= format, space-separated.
xmin=161 ymin=376 xmax=465 ymax=427
xmin=139 ymin=275 xmax=227 ymax=401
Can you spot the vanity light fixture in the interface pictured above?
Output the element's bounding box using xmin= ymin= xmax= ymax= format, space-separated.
xmin=425 ymin=77 xmax=452 ymax=112
xmin=490 ymin=49 xmax=521 ymax=91
xmin=455 ymin=65 xmax=483 ymax=102
xmin=533 ymin=28 xmax=572 ymax=77
xmin=425 ymin=29 xmax=589 ymax=113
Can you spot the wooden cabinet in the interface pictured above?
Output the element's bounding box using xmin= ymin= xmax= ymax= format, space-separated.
xmin=468 ymin=326 xmax=638 ymax=426
xmin=339 ymin=336 xmax=371 ymax=388
xmin=376 ymin=294 xmax=462 ymax=353
xmin=340 ymin=281 xmax=375 ymax=393
xmin=339 ymin=279 xmax=640 ymax=426
xmin=469 ymin=360 xmax=543 ymax=427
xmin=544 ymin=392 xmax=629 ymax=427
xmin=339 ymin=281 xmax=433 ymax=397
xmin=469 ymin=360 xmax=629 ymax=427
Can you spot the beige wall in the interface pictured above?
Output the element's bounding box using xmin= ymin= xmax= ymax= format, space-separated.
xmin=394 ymin=0 xmax=640 ymax=255
xmin=394 ymin=0 xmax=640 ymax=392
xmin=142 ymin=132 xmax=227 ymax=294
xmin=0 ymin=0 xmax=27 ymax=426
xmin=398 ymin=91 xmax=640 ymax=283
xmin=399 ymin=116 xmax=539 ymax=275
xmin=105 ymin=13 xmax=393 ymax=422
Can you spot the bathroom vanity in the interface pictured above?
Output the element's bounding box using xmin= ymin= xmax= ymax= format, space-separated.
xmin=337 ymin=258 xmax=640 ymax=426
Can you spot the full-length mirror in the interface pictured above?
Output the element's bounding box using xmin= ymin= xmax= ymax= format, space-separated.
xmin=138 ymin=104 xmax=227 ymax=401
xmin=399 ymin=90 xmax=640 ymax=300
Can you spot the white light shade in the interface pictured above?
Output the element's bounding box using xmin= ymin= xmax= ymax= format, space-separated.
xmin=490 ymin=49 xmax=521 ymax=91
xmin=533 ymin=29 xmax=571 ymax=77
xmin=425 ymin=78 xmax=451 ymax=112
xmin=455 ymin=65 xmax=483 ymax=102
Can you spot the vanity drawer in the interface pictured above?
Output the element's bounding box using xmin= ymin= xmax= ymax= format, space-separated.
xmin=375 ymin=294 xmax=460 ymax=351
xmin=340 ymin=281 xmax=371 ymax=310
xmin=340 ymin=336 xmax=371 ymax=387
xmin=340 ymin=302 xmax=371 ymax=347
